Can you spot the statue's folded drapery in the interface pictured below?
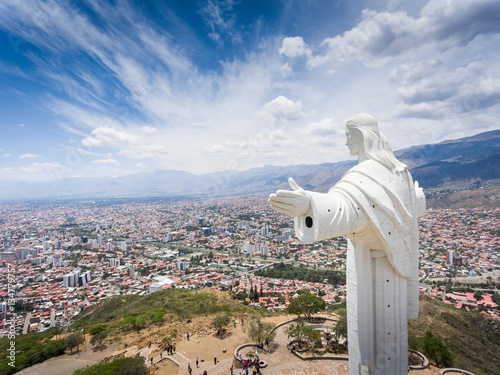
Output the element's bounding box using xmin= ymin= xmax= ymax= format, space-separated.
xmin=293 ymin=159 xmax=425 ymax=374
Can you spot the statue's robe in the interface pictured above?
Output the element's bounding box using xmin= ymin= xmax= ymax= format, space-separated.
xmin=294 ymin=159 xmax=425 ymax=375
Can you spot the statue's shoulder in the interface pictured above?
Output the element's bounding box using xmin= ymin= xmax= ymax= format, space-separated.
xmin=349 ymin=159 xmax=387 ymax=175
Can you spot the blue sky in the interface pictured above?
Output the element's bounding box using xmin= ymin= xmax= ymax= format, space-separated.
xmin=1 ymin=0 xmax=499 ymax=181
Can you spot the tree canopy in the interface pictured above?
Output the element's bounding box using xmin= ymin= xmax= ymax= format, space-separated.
xmin=422 ymin=331 xmax=454 ymax=368
xmin=246 ymin=316 xmax=276 ymax=343
xmin=211 ymin=313 xmax=230 ymax=336
xmin=287 ymin=291 xmax=326 ymax=317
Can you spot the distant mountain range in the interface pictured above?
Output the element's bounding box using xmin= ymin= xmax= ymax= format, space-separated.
xmin=1 ymin=130 xmax=499 ymax=200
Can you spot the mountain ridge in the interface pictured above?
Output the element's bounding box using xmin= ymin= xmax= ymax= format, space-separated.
xmin=0 ymin=130 xmax=499 ymax=200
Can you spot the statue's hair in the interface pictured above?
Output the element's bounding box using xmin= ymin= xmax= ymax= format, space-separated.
xmin=346 ymin=113 xmax=406 ymax=172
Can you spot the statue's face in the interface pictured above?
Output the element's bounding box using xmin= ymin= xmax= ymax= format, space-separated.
xmin=345 ymin=127 xmax=360 ymax=156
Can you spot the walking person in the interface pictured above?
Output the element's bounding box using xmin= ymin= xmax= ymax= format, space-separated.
xmin=196 ymin=358 xmax=199 ymax=368
xmin=214 ymin=355 xmax=217 ymax=365
xmin=230 ymin=364 xmax=234 ymax=375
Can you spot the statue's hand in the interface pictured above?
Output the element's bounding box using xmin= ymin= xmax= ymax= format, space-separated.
xmin=268 ymin=177 xmax=311 ymax=217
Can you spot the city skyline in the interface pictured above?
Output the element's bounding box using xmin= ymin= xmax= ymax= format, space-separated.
xmin=1 ymin=0 xmax=500 ymax=181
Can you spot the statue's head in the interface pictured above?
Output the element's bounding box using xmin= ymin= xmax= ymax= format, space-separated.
xmin=346 ymin=113 xmax=406 ymax=172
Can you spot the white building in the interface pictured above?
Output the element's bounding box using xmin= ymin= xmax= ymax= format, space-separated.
xmin=0 ymin=302 xmax=7 ymax=320
xmin=149 ymin=275 xmax=177 ymax=293
xmin=260 ymin=243 xmax=269 ymax=256
xmin=63 ymin=269 xmax=82 ymax=288
xmin=110 ymin=258 xmax=120 ymax=267
xmin=53 ymin=254 xmax=63 ymax=267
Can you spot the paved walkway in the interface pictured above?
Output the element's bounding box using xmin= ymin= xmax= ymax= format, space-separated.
xmin=145 ymin=320 xmax=349 ymax=375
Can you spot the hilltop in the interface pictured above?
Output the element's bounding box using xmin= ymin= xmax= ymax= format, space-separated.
xmin=4 ymin=289 xmax=499 ymax=375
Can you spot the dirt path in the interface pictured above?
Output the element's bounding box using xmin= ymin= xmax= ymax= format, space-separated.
xmin=16 ymin=357 xmax=97 ymax=375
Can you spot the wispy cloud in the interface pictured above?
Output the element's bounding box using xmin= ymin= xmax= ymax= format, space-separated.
xmin=19 ymin=153 xmax=41 ymax=159
xmin=92 ymin=158 xmax=119 ymax=165
xmin=199 ymin=0 xmax=239 ymax=45
xmin=0 ymin=0 xmax=499 ymax=180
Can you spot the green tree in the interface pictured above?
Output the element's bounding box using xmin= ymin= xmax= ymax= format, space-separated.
xmin=134 ymin=314 xmax=148 ymax=330
xmin=66 ymin=332 xmax=83 ymax=353
xmin=90 ymin=332 xmax=108 ymax=349
xmin=246 ymin=316 xmax=276 ymax=343
xmin=89 ymin=324 xmax=106 ymax=335
xmin=422 ymin=331 xmax=454 ymax=368
xmin=287 ymin=291 xmax=326 ymax=317
xmin=285 ymin=320 xmax=316 ymax=349
xmin=491 ymin=293 xmax=500 ymax=305
xmin=473 ymin=291 xmax=483 ymax=301
xmin=211 ymin=313 xmax=230 ymax=336
xmin=150 ymin=307 xmax=165 ymax=323
xmin=118 ymin=355 xmax=148 ymax=375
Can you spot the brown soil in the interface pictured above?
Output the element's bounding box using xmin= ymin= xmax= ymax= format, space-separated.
xmin=18 ymin=311 xmax=455 ymax=375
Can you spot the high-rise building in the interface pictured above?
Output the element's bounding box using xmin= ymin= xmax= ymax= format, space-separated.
xmin=0 ymin=252 xmax=15 ymax=262
xmin=0 ymin=302 xmax=7 ymax=320
xmin=15 ymin=248 xmax=30 ymax=260
xmin=97 ymin=234 xmax=103 ymax=246
xmin=71 ymin=237 xmax=81 ymax=245
xmin=176 ymin=261 xmax=187 ymax=271
xmin=110 ymin=258 xmax=120 ymax=267
xmin=260 ymin=243 xmax=269 ymax=256
xmin=79 ymin=271 xmax=91 ymax=286
xmin=446 ymin=250 xmax=455 ymax=265
xmin=53 ymin=254 xmax=63 ymax=267
xmin=261 ymin=226 xmax=271 ymax=237
xmin=63 ymin=273 xmax=74 ymax=288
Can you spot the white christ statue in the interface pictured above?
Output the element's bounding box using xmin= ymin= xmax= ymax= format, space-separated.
xmin=269 ymin=113 xmax=426 ymax=375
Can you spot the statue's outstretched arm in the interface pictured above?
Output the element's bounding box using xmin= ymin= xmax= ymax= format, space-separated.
xmin=268 ymin=177 xmax=311 ymax=217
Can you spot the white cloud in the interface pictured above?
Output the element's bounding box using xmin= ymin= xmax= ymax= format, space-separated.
xmin=258 ymin=96 xmax=305 ymax=121
xmin=141 ymin=126 xmax=157 ymax=134
xmin=390 ymin=60 xmax=500 ymax=120
xmin=0 ymin=162 xmax=64 ymax=181
xmin=0 ymin=0 xmax=499 ymax=179
xmin=3 ymin=153 xmax=11 ymax=157
xmin=302 ymin=118 xmax=341 ymax=136
xmin=199 ymin=0 xmax=238 ymax=45
xmin=279 ymin=37 xmax=311 ymax=58
xmin=82 ymin=126 xmax=140 ymax=148
xmin=204 ymin=144 xmax=226 ymax=153
xmin=307 ymin=0 xmax=500 ymax=68
xmin=18 ymin=123 xmax=24 ymax=127
xmin=19 ymin=153 xmax=41 ymax=159
xmin=92 ymin=158 xmax=119 ymax=165
xmin=117 ymin=144 xmax=167 ymax=159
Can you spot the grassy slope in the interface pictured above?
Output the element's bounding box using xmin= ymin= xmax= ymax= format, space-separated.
xmin=409 ymin=297 xmax=500 ymax=375
xmin=76 ymin=289 xmax=261 ymax=326
xmin=426 ymin=186 xmax=500 ymax=209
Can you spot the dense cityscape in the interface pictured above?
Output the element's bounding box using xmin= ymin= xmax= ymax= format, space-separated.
xmin=1 ymin=195 xmax=499 ymax=338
